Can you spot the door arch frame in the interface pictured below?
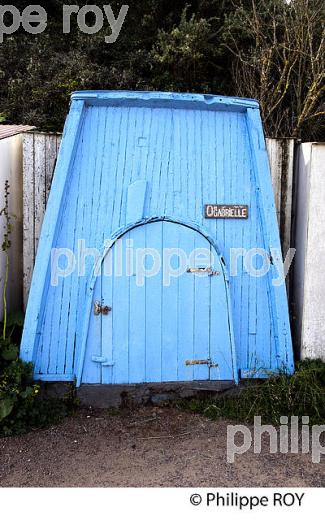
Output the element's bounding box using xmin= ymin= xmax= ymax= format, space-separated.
xmin=76 ymin=216 xmax=238 ymax=385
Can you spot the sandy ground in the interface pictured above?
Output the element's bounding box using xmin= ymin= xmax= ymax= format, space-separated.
xmin=0 ymin=406 xmax=324 ymax=487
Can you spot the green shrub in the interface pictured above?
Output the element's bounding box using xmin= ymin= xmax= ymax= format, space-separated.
xmin=0 ymin=181 xmax=77 ymax=436
xmin=0 ymin=334 xmax=78 ymax=436
xmin=0 ymin=346 xmax=39 ymax=432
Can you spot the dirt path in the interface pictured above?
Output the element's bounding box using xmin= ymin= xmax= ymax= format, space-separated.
xmin=0 ymin=407 xmax=324 ymax=487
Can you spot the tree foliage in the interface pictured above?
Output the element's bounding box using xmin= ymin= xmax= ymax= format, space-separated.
xmin=0 ymin=0 xmax=323 ymax=139
xmin=223 ymin=0 xmax=325 ymax=138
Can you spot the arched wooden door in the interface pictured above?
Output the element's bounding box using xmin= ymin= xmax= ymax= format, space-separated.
xmin=82 ymin=221 xmax=236 ymax=384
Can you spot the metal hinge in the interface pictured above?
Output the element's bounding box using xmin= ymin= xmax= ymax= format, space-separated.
xmin=187 ymin=267 xmax=220 ymax=276
xmin=185 ymin=358 xmax=218 ymax=368
xmin=91 ymin=356 xmax=115 ymax=366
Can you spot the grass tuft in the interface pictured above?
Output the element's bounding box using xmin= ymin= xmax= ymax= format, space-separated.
xmin=176 ymin=359 xmax=325 ymax=425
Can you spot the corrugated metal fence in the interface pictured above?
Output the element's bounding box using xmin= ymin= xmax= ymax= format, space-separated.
xmin=22 ymin=133 xmax=295 ymax=307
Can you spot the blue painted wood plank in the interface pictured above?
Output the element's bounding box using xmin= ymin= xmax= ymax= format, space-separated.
xmin=101 ymin=253 xmax=113 ymax=385
xmin=82 ymin=267 xmax=102 ymax=383
xmin=128 ymin=225 xmax=147 ymax=383
xmin=177 ymin=227 xmax=195 ymax=381
xmin=192 ymin=232 xmax=210 ymax=381
xmin=70 ymin=106 xmax=100 ymax=375
xmin=110 ymin=107 xmax=129 ymax=232
xmin=118 ymin=108 xmax=141 ymax=229
xmin=144 ymin=221 xmax=163 ymax=382
xmin=111 ymin=237 xmax=130 ymax=384
xmin=209 ymin=255 xmax=236 ymax=380
xmin=157 ymin=110 xmax=173 ymax=216
xmin=161 ymin=221 xmax=180 ymax=381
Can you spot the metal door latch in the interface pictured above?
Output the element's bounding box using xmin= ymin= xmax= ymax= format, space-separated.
xmin=94 ymin=301 xmax=112 ymax=315
xmin=187 ymin=267 xmax=220 ymax=276
xmin=185 ymin=358 xmax=218 ymax=368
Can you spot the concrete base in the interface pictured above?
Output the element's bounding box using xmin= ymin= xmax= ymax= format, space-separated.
xmin=41 ymin=380 xmax=236 ymax=408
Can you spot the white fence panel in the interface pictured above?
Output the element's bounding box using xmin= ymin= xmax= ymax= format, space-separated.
xmin=0 ymin=135 xmax=24 ymax=321
xmin=23 ymin=132 xmax=61 ymax=308
xmin=293 ymin=142 xmax=325 ymax=361
xmin=266 ymin=138 xmax=295 ymax=257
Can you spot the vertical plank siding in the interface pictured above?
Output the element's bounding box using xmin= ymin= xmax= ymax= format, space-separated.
xmin=20 ymin=93 xmax=293 ymax=383
xmin=23 ymin=134 xmax=294 ymax=307
xmin=23 ymin=132 xmax=61 ymax=308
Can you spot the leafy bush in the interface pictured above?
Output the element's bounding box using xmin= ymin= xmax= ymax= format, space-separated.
xmin=0 ymin=316 xmax=78 ymax=436
xmin=0 ymin=182 xmax=77 ymax=436
xmin=0 ymin=347 xmax=39 ymax=430
xmin=178 ymin=359 xmax=325 ymax=425
xmin=0 ymin=311 xmax=78 ymax=437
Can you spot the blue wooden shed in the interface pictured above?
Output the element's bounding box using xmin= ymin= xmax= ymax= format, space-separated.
xmin=20 ymin=91 xmax=294 ymax=386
